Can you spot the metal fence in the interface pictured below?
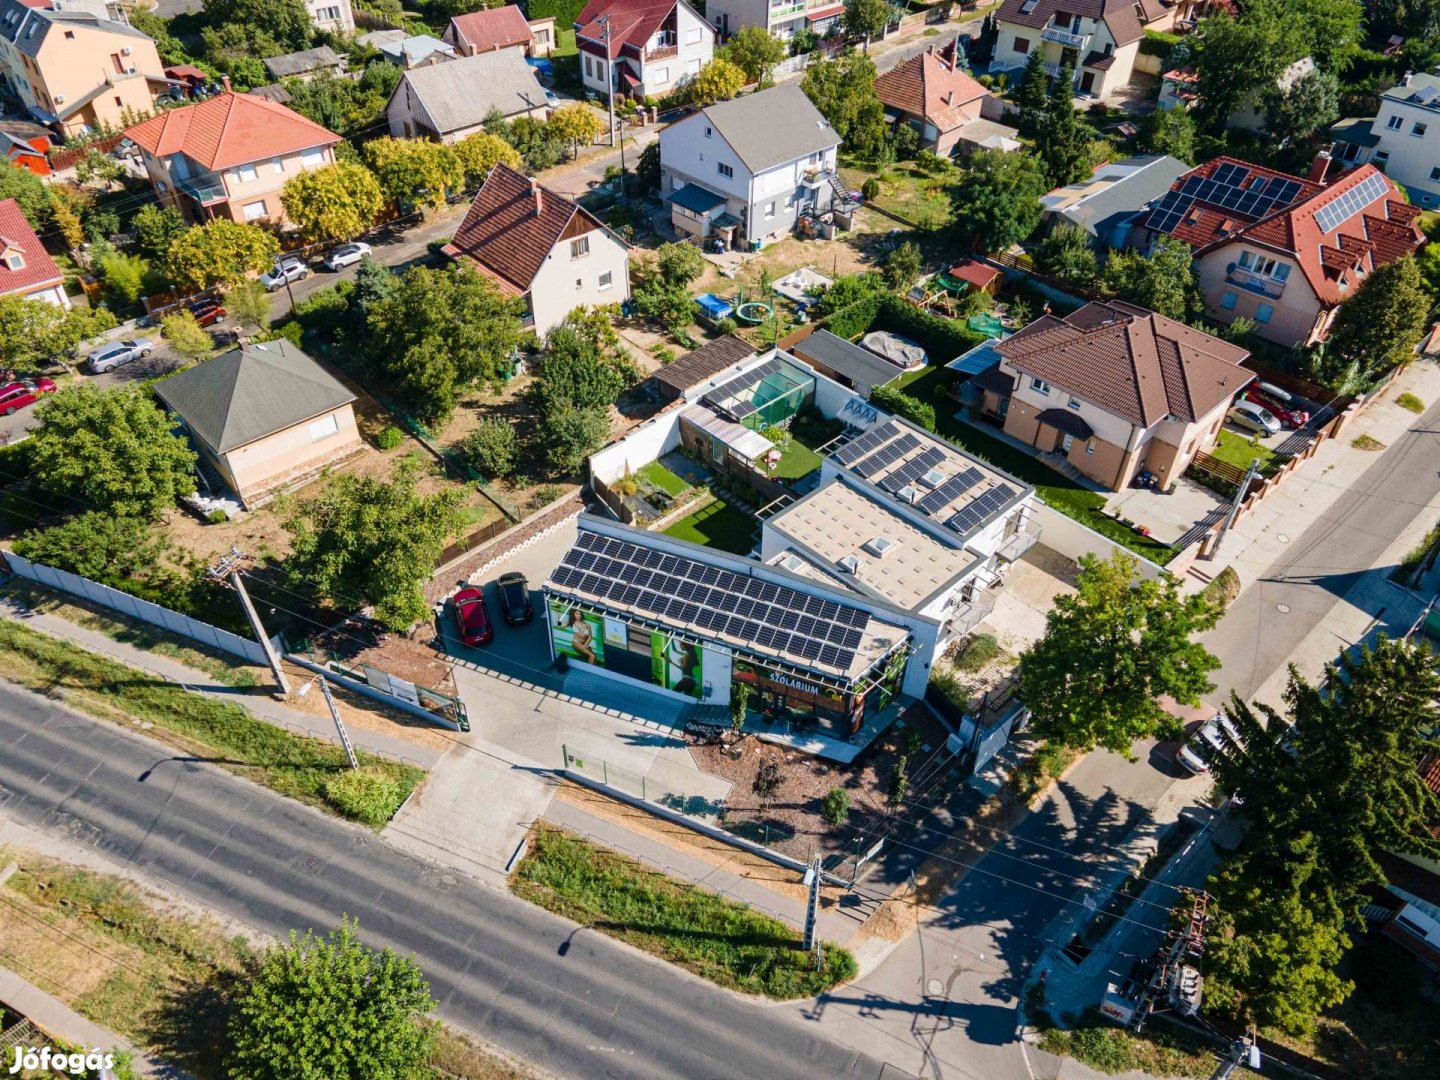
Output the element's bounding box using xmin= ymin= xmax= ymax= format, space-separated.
xmin=561 ymin=745 xmax=726 ymax=821
xmin=1 ymin=551 xmax=278 ymax=666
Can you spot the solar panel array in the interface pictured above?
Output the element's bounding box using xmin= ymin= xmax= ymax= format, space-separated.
xmin=1146 ymin=163 xmax=1305 ymax=235
xmin=551 ymin=531 xmax=872 ymax=674
xmin=879 ymin=447 xmax=945 ymax=493
xmin=701 ymin=358 xmax=783 ymax=418
xmin=945 ymin=485 xmax=1016 ymax=537
xmin=852 ymin=433 xmax=921 ymax=478
xmin=831 ymin=419 xmax=903 ymax=467
xmin=1313 ymin=171 xmax=1391 ymax=235
xmin=917 ymin=467 xmax=983 ymax=516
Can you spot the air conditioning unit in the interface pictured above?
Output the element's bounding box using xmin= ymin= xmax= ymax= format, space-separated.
xmin=121 ymin=46 xmax=132 ymax=56
xmin=125 ymin=66 xmax=137 ymax=74
xmin=53 ymin=94 xmax=65 ymax=105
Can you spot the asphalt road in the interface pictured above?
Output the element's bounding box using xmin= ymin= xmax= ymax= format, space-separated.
xmin=0 ymin=680 xmax=894 ymax=1080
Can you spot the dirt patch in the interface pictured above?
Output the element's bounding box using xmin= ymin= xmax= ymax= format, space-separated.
xmin=296 ymin=617 xmax=455 ymax=694
xmin=690 ymin=207 xmax=892 ymax=299
xmin=278 ymin=657 xmax=456 ymax=754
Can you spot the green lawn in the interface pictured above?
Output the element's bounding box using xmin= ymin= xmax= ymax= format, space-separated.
xmin=839 ymin=161 xmax=954 ymax=229
xmin=1208 ymin=428 xmax=1290 ymax=473
xmin=664 ymin=496 xmax=758 ymax=555
xmin=637 ymin=459 xmax=691 ymax=496
xmin=512 ymin=824 xmax=857 ymax=998
xmin=758 ymin=439 xmax=823 ymax=481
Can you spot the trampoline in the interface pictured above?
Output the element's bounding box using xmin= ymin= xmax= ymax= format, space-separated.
xmin=735 ymin=300 xmax=773 ymax=324
xmin=967 ymin=313 xmax=1005 ymax=338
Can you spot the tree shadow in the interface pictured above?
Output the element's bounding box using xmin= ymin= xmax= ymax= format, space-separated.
xmin=657 ymin=792 xmax=726 ymax=818
xmin=142 ymin=963 xmax=250 ymax=1080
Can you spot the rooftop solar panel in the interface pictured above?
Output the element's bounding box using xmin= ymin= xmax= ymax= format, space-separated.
xmin=878 ymin=446 xmax=945 ymax=493
xmin=852 ymin=432 xmax=920 ymax=478
xmin=831 ymin=421 xmax=895 ymax=466
xmin=917 ymin=467 xmax=983 ymax=515
xmin=1314 ymin=171 xmax=1390 ymax=234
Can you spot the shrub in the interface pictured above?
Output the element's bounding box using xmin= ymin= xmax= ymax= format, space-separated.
xmin=1201 ymin=566 xmax=1241 ymax=611
xmin=870 ymin=384 xmax=936 ymax=431
xmin=265 ymin=320 xmax=305 ymax=349
xmin=716 ymin=317 xmax=738 ymax=336
xmin=752 ymin=761 xmax=782 ymax=800
xmin=730 ymin=680 xmax=750 ymax=730
xmin=206 ymin=509 xmax=229 ymax=524
xmin=861 ymin=176 xmax=881 ymax=200
xmin=533 ymin=484 xmax=564 ymax=507
xmin=1397 ymin=392 xmax=1425 ymax=414
xmin=322 ymin=765 xmax=414 ymax=829
xmin=822 ymin=786 xmax=850 ymax=826
xmin=955 ymin=632 xmax=1002 ymax=672
xmin=457 ymin=418 xmax=518 ymax=479
xmin=376 ymin=425 xmax=405 ymax=451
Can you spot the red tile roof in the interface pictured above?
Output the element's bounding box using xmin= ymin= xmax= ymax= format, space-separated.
xmin=996 ymin=0 xmax=1150 ymax=48
xmin=0 ymin=197 xmax=63 ymax=299
xmin=874 ymin=45 xmax=990 ymax=131
xmin=442 ymin=163 xmax=607 ymax=294
xmin=448 ymin=5 xmax=533 ymax=52
xmin=996 ymin=299 xmax=1252 ymax=428
xmin=575 ymin=0 xmax=675 ymax=58
xmin=1139 ymin=156 xmax=1324 ymax=250
xmin=948 ymin=259 xmax=1001 ymax=290
xmin=124 ymin=92 xmax=338 ymax=171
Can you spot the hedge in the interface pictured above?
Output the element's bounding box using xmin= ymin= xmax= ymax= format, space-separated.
xmin=824 ymin=294 xmax=883 ymax=341
xmin=0 ymin=437 xmax=35 ymax=485
xmin=1139 ymin=30 xmax=1181 ymax=58
xmin=526 ymin=0 xmax=587 ymax=30
xmin=873 ymin=293 xmax=988 ymax=361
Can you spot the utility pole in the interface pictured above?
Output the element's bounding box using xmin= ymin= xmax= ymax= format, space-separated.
xmin=1209 ymin=1031 xmax=1259 ymax=1079
xmin=598 ymin=14 xmax=617 ymax=148
xmin=1210 ymin=457 xmax=1260 ymax=557
xmin=319 ymin=676 xmax=359 ymax=770
xmin=207 ymin=547 xmax=290 ymax=698
xmin=802 ymin=852 xmax=822 ymax=952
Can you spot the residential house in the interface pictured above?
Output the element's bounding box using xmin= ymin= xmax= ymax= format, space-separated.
xmin=979 ymin=299 xmax=1252 ymax=491
xmin=444 ymin=6 xmax=545 ymax=57
xmin=152 ymin=339 xmax=363 ymax=507
xmin=0 ymin=196 xmax=66 ymax=307
xmin=442 ymin=163 xmax=631 ymax=335
xmin=0 ymin=119 xmax=51 ymax=175
xmin=246 ymin=83 xmax=293 ymax=105
xmin=874 ymin=41 xmax=1019 ymax=156
xmin=304 ymin=0 xmax=353 ymax=34
xmin=0 ymin=0 xmax=167 ymax=139
xmin=528 ymin=14 xmax=557 ymax=56
xmin=371 ymin=34 xmax=456 ymax=69
xmin=989 ymin=0 xmax=1176 ymax=101
xmin=263 ymin=45 xmax=346 ymax=83
xmin=1039 ymin=153 xmax=1187 ymax=249
xmin=702 ymin=0 xmax=844 ymax=42
xmin=125 ymin=92 xmax=341 ymax=225
xmin=1331 ymin=70 xmax=1440 ymax=209
xmin=575 ymin=0 xmax=714 ymax=101
xmin=1160 ymin=55 xmax=1315 ymax=132
xmin=658 ymin=82 xmax=841 ymax=249
xmin=386 ymin=52 xmax=548 ymax=142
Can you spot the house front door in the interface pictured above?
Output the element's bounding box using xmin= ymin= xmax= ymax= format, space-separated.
xmin=1080 ymin=71 xmax=1095 ymax=94
xmin=1060 ymin=432 xmax=1074 ymax=454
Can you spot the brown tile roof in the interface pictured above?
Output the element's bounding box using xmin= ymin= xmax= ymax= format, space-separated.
xmin=652 ymin=335 xmax=758 ymax=394
xmin=996 ymin=300 xmax=1252 ymax=428
xmin=124 ymin=92 xmax=338 ymax=171
xmin=448 ymin=5 xmax=533 ymax=51
xmin=995 ymin=0 xmax=1152 ymax=48
xmin=575 ymin=0 xmax=675 ymax=58
xmin=0 ymin=197 xmax=63 ymax=298
xmin=442 ymin=163 xmax=606 ymax=294
xmin=874 ymin=45 xmax=989 ymax=131
xmin=1138 ymin=156 xmax=1323 ymax=250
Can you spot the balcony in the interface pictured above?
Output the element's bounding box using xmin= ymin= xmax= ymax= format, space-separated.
xmin=770 ymin=1 xmax=805 ymax=18
xmin=1226 ymin=267 xmax=1287 ymax=299
xmin=947 ymin=590 xmax=997 ymax=638
xmin=1041 ymin=25 xmax=1090 ymax=49
xmin=645 ymin=34 xmax=677 ymax=61
xmin=175 ymin=174 xmax=227 ymax=206
xmin=996 ymin=525 xmax=1042 ymax=563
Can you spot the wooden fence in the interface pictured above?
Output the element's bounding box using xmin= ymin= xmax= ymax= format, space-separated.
xmin=48 ymin=133 xmax=124 ymax=172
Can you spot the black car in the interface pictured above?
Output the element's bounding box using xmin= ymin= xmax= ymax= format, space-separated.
xmin=496 ymin=572 xmax=534 ymax=626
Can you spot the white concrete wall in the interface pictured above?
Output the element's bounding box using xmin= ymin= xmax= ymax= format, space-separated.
xmin=1370 ymin=95 xmax=1440 ymax=206
xmin=1029 ymin=501 xmax=1165 ymax=579
xmin=660 ymin=111 xmax=753 ymax=203
xmin=704 ymin=0 xmax=769 ymax=37
xmin=527 ymin=225 xmax=631 ymax=336
xmin=588 ymin=407 xmax=684 ymax=483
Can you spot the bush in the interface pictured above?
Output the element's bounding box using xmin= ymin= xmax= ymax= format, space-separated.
xmin=457 ymin=418 xmax=518 ymax=479
xmin=533 ymin=484 xmax=564 ymax=507
xmin=322 ymin=765 xmax=414 ymax=829
xmin=822 ymin=786 xmax=850 ymax=826
xmin=927 ymin=668 xmax=969 ymax=724
xmin=1397 ymin=392 xmax=1425 ymax=414
xmin=861 ymin=176 xmax=881 ymax=200
xmin=376 ymin=425 xmax=405 ymax=450
xmin=716 ymin=317 xmax=738 ymax=336
xmin=1201 ymin=566 xmax=1241 ymax=611
xmin=954 ymin=632 xmax=1002 ymax=672
xmin=264 ymin=320 xmax=305 ymax=349
xmin=873 ymin=293 xmax=986 ymax=361
xmin=870 ymin=384 xmax=936 ymax=431
xmin=206 ymin=509 xmax=228 ymax=524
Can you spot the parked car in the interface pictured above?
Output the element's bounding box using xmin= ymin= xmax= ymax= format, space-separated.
xmin=1177 ymin=713 xmax=1243 ymax=775
xmin=1243 ymin=386 xmax=1308 ymax=429
xmin=453 ymin=586 xmax=494 ymax=647
xmin=322 ymin=242 xmax=372 ymax=271
xmin=543 ymin=88 xmax=560 ymax=107
xmin=85 ymin=338 xmax=154 ymax=374
xmin=259 ymin=257 xmax=309 ymax=291
xmin=188 ymin=299 xmax=226 ymax=327
xmin=0 ymin=376 xmax=56 ymax=415
xmin=496 ymin=572 xmax=534 ymax=626
xmin=1227 ymin=400 xmax=1281 ymax=437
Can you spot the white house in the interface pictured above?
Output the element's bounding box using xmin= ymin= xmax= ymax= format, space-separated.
xmin=305 ymin=0 xmax=353 ymax=34
xmin=703 ymin=0 xmax=844 ymax=42
xmin=1331 ymin=70 xmax=1440 ymax=209
xmin=658 ymin=82 xmax=841 ymax=249
xmin=575 ymin=0 xmax=714 ymax=101
xmin=386 ymin=51 xmax=548 ymax=142
xmin=989 ymin=0 xmax=1176 ymax=101
xmin=442 ymin=164 xmax=631 ymax=335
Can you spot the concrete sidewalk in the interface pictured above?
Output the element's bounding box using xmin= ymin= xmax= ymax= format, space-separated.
xmin=0 ymin=593 xmax=443 ymax=769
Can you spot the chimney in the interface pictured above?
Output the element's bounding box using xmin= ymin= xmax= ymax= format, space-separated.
xmin=946 ymin=91 xmax=955 ymax=106
xmin=1308 ymin=150 xmax=1332 ymax=184
xmin=222 ymin=75 xmax=231 ymax=93
xmin=530 ymin=178 xmax=543 ymax=217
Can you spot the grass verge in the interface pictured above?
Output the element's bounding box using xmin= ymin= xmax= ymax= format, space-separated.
xmin=0 ymin=616 xmax=423 ymax=829
xmin=1209 ymin=428 xmax=1290 ymax=473
xmin=1032 ymin=1009 xmax=1238 ymax=1078
xmin=663 ymin=495 xmax=758 ymax=554
xmin=1352 ymin=433 xmax=1386 ymax=451
xmin=511 ymin=824 xmax=857 ymax=998
xmin=1396 ymin=392 xmax=1425 ymax=414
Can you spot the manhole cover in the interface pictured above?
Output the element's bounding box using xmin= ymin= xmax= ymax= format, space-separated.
xmin=927 ymin=979 xmax=944 ymax=996
xmin=1276 ymin=603 xmax=1291 ymax=614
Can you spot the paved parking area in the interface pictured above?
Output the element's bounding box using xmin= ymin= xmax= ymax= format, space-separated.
xmin=1105 ymin=475 xmax=1227 ymax=547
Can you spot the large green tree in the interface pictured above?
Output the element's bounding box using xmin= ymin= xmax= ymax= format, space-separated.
xmin=363 ymin=137 xmax=463 ymax=210
xmin=1325 ymin=256 xmax=1430 ymax=382
xmin=1014 ymin=48 xmax=1049 ymax=141
xmin=720 ymin=25 xmax=786 ymax=84
xmin=12 ymin=512 xmax=173 ymax=585
xmin=1037 ymin=62 xmax=1090 ymax=187
xmin=1100 ymin=235 xmax=1200 ymax=320
xmin=1190 ymin=12 xmax=1303 ymax=132
xmin=283 ymin=64 xmax=402 ymax=139
xmin=281 ymin=162 xmax=386 ymax=243
xmin=801 ymin=50 xmax=887 ymax=160
xmin=202 ymin=0 xmax=313 ymax=53
xmin=1034 ymin=223 xmax=1097 ymax=286
xmin=687 ymin=58 xmax=747 ymax=105
xmin=0 ymin=296 xmax=116 ymax=368
xmin=949 ymin=148 xmax=1048 ymax=252
xmin=531 ymin=307 xmax=639 ymax=414
xmin=1137 ymin=105 xmax=1195 ymax=165
xmin=1264 ymin=68 xmax=1341 ymax=148
xmin=1018 ymin=552 xmax=1221 ymax=755
xmin=28 ymin=385 xmax=197 ymax=519
xmin=843 ymin=0 xmax=891 ymax=48
xmin=0 ymin=161 xmax=53 ymax=231
xmin=541 ymin=404 xmax=611 ymax=474
xmin=226 ymin=917 xmax=436 ymax=1080
xmin=284 ymin=457 xmax=464 ymax=629
xmin=164 ymin=219 xmax=280 ymax=292
xmin=161 ymin=310 xmax=215 ymax=363
xmin=1246 ymin=0 xmax=1364 ymax=74
xmin=133 ymin=205 xmax=188 ymax=264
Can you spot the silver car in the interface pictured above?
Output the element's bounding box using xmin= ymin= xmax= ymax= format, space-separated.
xmin=1177 ymin=713 xmax=1243 ymax=775
xmin=259 ymin=257 xmax=310 ymax=291
xmin=86 ymin=338 xmax=154 ymax=373
xmin=322 ymin=241 xmax=372 ymax=271
xmin=1227 ymin=400 xmax=1281 ymax=437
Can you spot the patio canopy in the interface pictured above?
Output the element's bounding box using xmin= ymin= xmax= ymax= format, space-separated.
xmin=681 ymin=404 xmax=772 ymax=460
xmin=668 ymin=183 xmax=726 ymax=215
xmin=1035 ymin=407 xmax=1095 ymax=440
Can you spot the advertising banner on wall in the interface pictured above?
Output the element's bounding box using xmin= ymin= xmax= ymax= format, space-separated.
xmin=549 ymin=600 xmax=605 ymax=664
xmin=650 ymin=631 xmax=704 ymax=698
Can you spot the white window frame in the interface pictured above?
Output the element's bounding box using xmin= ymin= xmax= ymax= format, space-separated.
xmin=1387 ymin=114 xmax=1404 ymax=130
xmin=301 ymin=147 xmax=325 ymax=168
xmin=598 ymin=270 xmax=614 ymax=290
xmin=242 ymin=199 xmax=268 ymax=221
xmin=571 ymin=236 xmax=590 ymax=259
xmin=1031 ymin=377 xmax=1050 ymax=396
xmin=235 ymin=162 xmax=258 ymax=183
xmin=308 ymin=413 xmax=339 ymax=442
xmin=718 ymin=162 xmax=733 ymax=178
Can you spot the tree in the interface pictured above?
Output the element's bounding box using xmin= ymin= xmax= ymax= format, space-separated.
xmin=883 ymin=240 xmax=922 ymax=291
xmin=801 ymin=50 xmax=887 ymax=159
xmin=688 ymin=58 xmax=747 ymax=105
xmin=227 ymin=278 xmax=272 ymax=336
xmin=452 ymin=131 xmax=521 ymax=188
xmin=1263 ymin=68 xmax=1340 ymax=148
xmin=949 ymin=149 xmax=1048 ymax=251
xmin=1014 ymin=48 xmax=1049 ymax=140
xmin=720 ymin=25 xmax=786 ymax=84
xmin=730 ymin=680 xmax=750 ymax=730
xmin=12 ymin=513 xmax=173 ymax=585
xmin=281 ymin=162 xmax=385 ymax=243
xmin=655 ymin=241 xmax=705 ymax=286
xmin=362 ymin=137 xmax=463 ymax=210
xmin=0 ymin=295 xmax=116 ymax=368
xmin=843 ymin=0 xmax=890 ymax=49
xmin=283 ymin=63 xmax=402 ymax=139
xmin=1037 ymin=61 xmax=1090 ymax=187
xmin=531 ymin=308 xmax=639 ymax=413
xmin=540 ymin=404 xmax=610 ymax=474
xmin=633 ymin=279 xmax=697 ymax=334
xmin=1100 ymin=235 xmax=1199 ymax=320
xmin=1018 ymin=551 xmax=1221 ymax=755
xmin=1326 ymin=256 xmax=1430 ymax=381
xmin=822 ymin=786 xmax=850 ymax=825
xmin=815 ymin=271 xmax=886 ymax=316
xmin=134 ymin=205 xmax=188 ymax=264
xmin=285 ymin=457 xmax=464 ymax=629
xmin=456 ymin=417 xmax=519 ymax=479
xmin=636 ymin=140 xmax=661 ymax=192
xmin=162 ymin=310 xmax=215 ymax=363
xmin=1247 ymin=0 xmax=1364 ymax=74
xmin=546 ymin=102 xmax=604 ymax=159
xmin=203 ymin=0 xmax=314 ymax=53
xmin=1137 ymin=105 xmax=1196 ymax=164
xmin=363 ymin=264 xmax=524 ymax=424
xmin=1190 ymin=13 xmax=1303 ymax=132
xmin=1034 ymin=223 xmax=1097 ymax=286
xmin=164 ymin=219 xmax=280 ymax=293
xmin=226 ymin=917 xmax=436 ymax=1080
xmin=0 ymin=161 xmax=52 ymax=231
xmin=93 ymin=248 xmax=152 ymax=306
xmin=75 ymin=150 xmax=125 ymax=188
xmin=28 ymin=385 xmax=196 ymax=519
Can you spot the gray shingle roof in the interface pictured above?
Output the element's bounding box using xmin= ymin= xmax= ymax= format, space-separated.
xmin=697 ymin=84 xmax=839 ymax=174
xmin=153 ymin=341 xmax=355 ymax=454
xmin=264 ymin=46 xmax=345 ymax=80
xmin=792 ymin=330 xmax=900 ymax=392
xmin=395 ymin=51 xmax=547 ymax=134
xmin=1044 ymin=154 xmax=1187 ymax=239
xmin=0 ymin=2 xmax=151 ymax=60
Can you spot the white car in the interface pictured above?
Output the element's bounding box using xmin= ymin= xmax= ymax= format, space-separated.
xmin=1177 ymin=714 xmax=1242 ymax=775
xmin=86 ymin=338 xmax=154 ymax=373
xmin=322 ymin=242 xmax=372 ymax=271
xmin=1228 ymin=400 xmax=1281 ymax=437
xmin=259 ymin=257 xmax=309 ymax=291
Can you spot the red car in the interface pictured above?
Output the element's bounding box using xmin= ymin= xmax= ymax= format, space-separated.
xmin=188 ymin=299 xmax=227 ymax=327
xmin=0 ymin=377 xmax=56 ymax=416
xmin=1242 ymin=386 xmax=1309 ymax=428
xmin=452 ymin=586 xmax=493 ymax=647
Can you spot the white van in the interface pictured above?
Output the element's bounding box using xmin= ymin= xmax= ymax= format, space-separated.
xmin=1177 ymin=714 xmax=1241 ymax=775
